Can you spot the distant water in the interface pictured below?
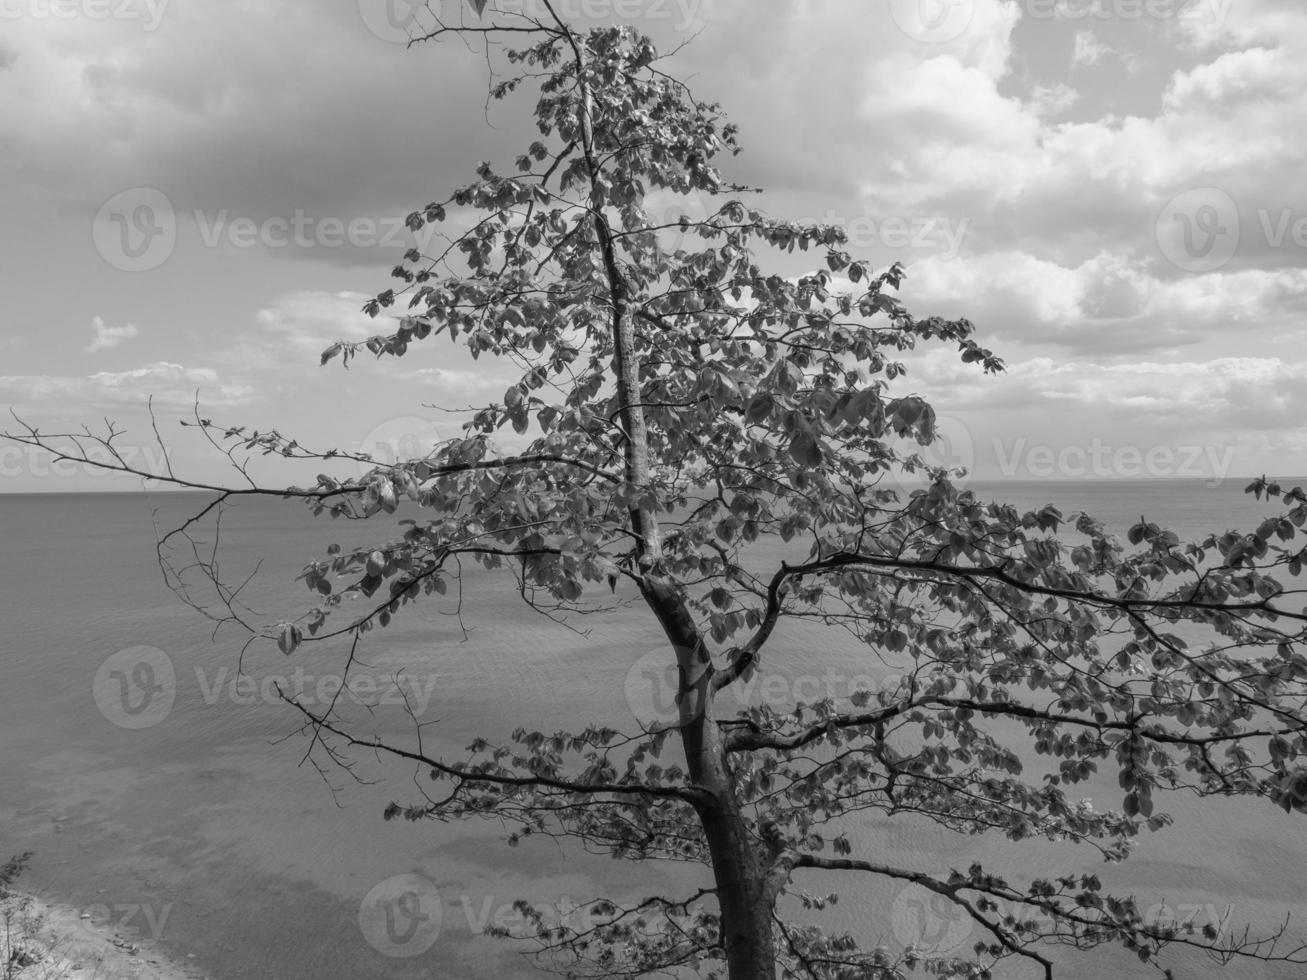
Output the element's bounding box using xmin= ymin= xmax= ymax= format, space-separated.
xmin=1 ymin=478 xmax=1304 ymax=980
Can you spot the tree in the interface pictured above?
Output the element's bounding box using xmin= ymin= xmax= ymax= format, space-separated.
xmin=8 ymin=5 xmax=1307 ymax=978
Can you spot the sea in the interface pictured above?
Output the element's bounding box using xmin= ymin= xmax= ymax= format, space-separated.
xmin=2 ymin=478 xmax=1306 ymax=980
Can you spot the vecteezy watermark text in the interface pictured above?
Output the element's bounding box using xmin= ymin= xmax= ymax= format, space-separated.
xmin=93 ymin=646 xmax=441 ymax=729
xmin=0 ymin=0 xmax=168 ymax=30
xmin=358 ymin=875 xmax=707 ymax=959
xmin=995 ymin=437 xmax=1236 ymax=484
xmin=890 ymin=0 xmax=1231 ymax=44
xmin=795 ymin=209 xmax=970 ymax=260
xmin=92 ymin=188 xmax=446 ymax=273
xmin=79 ymin=902 xmax=173 ymax=942
xmin=0 ymin=443 xmax=171 ymax=481
xmin=625 ymin=647 xmax=886 ymax=727
xmin=893 ymin=880 xmax=1232 ymax=958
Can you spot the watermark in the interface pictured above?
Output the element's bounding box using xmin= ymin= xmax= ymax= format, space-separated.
xmin=0 ymin=0 xmax=169 ymax=30
xmin=1155 ymin=187 xmax=1240 ymax=273
xmin=358 ymin=0 xmax=711 ymax=44
xmin=358 ymin=882 xmax=704 ymax=955
xmin=1158 ymin=189 xmax=1307 ymax=273
xmin=0 ymin=443 xmax=171 ymax=481
xmin=889 ymin=0 xmax=975 ymax=43
xmin=890 ymin=0 xmax=1230 ymax=42
xmin=1026 ymin=0 xmax=1232 ymax=23
xmin=795 ymin=209 xmax=970 ymax=261
xmin=355 ymin=415 xmax=447 ymax=479
xmin=359 ymin=874 xmax=443 ymax=958
xmin=192 ymin=210 xmax=435 ymax=253
xmin=92 ymin=188 xmax=445 ymax=272
xmin=93 ymin=647 xmax=441 ymax=729
xmin=93 ymin=646 xmax=177 ymax=730
xmin=624 ymin=647 xmax=884 ymax=728
xmin=891 ymin=883 xmax=975 ymax=957
xmin=994 ymin=437 xmax=1236 ymax=484
xmin=458 ymin=894 xmax=627 ymax=939
xmin=887 ymin=413 xmax=975 ymax=495
xmin=92 ymin=188 xmax=177 ymax=273
xmin=78 ymin=902 xmax=173 ymax=943
xmin=649 ymin=191 xmax=714 ymax=257
xmin=892 ymin=882 xmax=1232 ymax=957
xmin=194 ymin=666 xmax=440 ymax=715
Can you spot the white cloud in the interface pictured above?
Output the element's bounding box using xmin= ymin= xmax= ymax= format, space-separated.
xmin=1027 ymin=82 xmax=1079 ymax=117
xmin=84 ymin=315 xmax=140 ymax=353
xmin=1163 ymin=46 xmax=1296 ymax=111
xmin=903 ymin=250 xmax=1307 ymax=351
xmin=0 ymin=362 xmax=252 ymax=416
xmin=253 ymin=290 xmax=379 ymax=360
xmin=1071 ymin=29 xmax=1110 ymax=68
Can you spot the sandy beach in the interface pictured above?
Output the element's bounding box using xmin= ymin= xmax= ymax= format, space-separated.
xmin=2 ymin=893 xmax=207 ymax=980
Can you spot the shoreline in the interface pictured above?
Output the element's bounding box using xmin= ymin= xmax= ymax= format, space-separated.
xmin=1 ymin=892 xmax=208 ymax=980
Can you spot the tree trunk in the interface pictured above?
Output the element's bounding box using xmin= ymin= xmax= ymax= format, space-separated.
xmin=643 ymin=584 xmax=779 ymax=978
xmin=566 ymin=28 xmax=777 ymax=977
xmin=684 ymin=703 xmax=778 ymax=978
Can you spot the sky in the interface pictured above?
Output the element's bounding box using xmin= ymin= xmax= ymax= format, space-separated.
xmin=1 ymin=0 xmax=1305 ymax=493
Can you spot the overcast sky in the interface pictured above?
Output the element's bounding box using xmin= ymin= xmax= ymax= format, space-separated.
xmin=2 ymin=0 xmax=1305 ymax=492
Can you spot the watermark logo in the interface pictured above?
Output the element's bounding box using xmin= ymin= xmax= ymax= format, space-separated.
xmin=92 ymin=188 xmax=177 ymax=273
xmin=355 ymin=415 xmax=446 ymax=478
xmin=357 ymin=0 xmax=431 ymax=43
xmin=1155 ymin=187 xmax=1239 ymax=273
xmin=649 ymin=191 xmax=713 ymax=257
xmin=359 ymin=874 xmax=443 ymax=958
xmin=93 ymin=646 xmax=176 ymax=729
xmin=891 ymin=883 xmax=973 ymax=956
xmin=889 ymin=0 xmax=974 ymax=43
xmin=888 ymin=413 xmax=974 ymax=495
xmin=0 ymin=0 xmax=169 ymax=30
xmin=623 ymin=647 xmax=881 ymax=728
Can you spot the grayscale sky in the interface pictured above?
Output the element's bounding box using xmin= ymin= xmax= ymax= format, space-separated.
xmin=2 ymin=0 xmax=1304 ymax=491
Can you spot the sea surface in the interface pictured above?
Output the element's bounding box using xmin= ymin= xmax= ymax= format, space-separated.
xmin=2 ymin=478 xmax=1306 ymax=980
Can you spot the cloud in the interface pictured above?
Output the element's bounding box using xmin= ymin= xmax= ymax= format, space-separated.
xmin=901 ymin=249 xmax=1307 ymax=355
xmin=1071 ymin=29 xmax=1110 ymax=68
xmin=895 ymin=349 xmax=1307 ymax=479
xmin=1027 ymin=82 xmax=1080 ymax=117
xmin=84 ymin=315 xmax=140 ymax=353
xmin=252 ymin=290 xmax=380 ymax=360
xmin=0 ymin=362 xmax=252 ymax=417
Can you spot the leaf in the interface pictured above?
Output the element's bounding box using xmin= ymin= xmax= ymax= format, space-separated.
xmin=277 ymin=624 xmax=303 ymax=657
xmin=789 ymin=433 xmax=822 ymax=468
xmin=745 ymin=393 xmax=774 ymax=424
xmin=1123 ymin=792 xmax=1139 ymax=818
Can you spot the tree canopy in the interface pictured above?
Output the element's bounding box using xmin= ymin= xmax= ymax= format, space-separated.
xmin=8 ymin=4 xmax=1307 ymax=979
